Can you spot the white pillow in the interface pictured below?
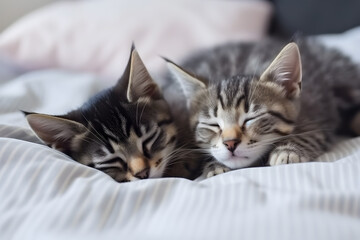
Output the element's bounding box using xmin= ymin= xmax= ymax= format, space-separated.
xmin=0 ymin=0 xmax=272 ymax=80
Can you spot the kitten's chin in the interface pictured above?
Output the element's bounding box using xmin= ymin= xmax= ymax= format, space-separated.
xmin=220 ymin=156 xmax=257 ymax=169
xmin=211 ymin=149 xmax=259 ymax=169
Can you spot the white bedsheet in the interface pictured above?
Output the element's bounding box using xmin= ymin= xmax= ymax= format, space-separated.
xmin=0 ymin=135 xmax=359 ymax=240
xmin=1 ymin=29 xmax=360 ymax=239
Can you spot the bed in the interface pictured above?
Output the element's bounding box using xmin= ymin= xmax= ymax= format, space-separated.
xmin=0 ymin=1 xmax=359 ymax=239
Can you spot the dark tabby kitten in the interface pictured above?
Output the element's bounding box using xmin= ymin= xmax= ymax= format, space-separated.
xmin=164 ymin=38 xmax=360 ymax=177
xmin=25 ymin=47 xmax=197 ymax=182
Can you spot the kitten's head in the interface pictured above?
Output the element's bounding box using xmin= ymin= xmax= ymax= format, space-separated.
xmin=167 ymin=43 xmax=302 ymax=169
xmin=26 ymin=47 xmax=177 ymax=182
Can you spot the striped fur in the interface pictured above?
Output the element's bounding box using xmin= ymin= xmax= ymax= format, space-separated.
xmin=164 ymin=38 xmax=360 ymax=176
xmin=25 ymin=48 xmax=182 ymax=182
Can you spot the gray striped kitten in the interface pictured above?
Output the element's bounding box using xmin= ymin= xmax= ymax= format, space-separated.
xmin=164 ymin=38 xmax=360 ymax=177
xmin=25 ymin=47 xmax=198 ymax=182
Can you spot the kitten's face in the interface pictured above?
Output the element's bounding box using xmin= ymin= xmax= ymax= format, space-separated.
xmin=70 ymin=95 xmax=176 ymax=182
xmin=168 ymin=43 xmax=302 ymax=169
xmin=26 ymin=48 xmax=177 ymax=182
xmin=188 ymin=76 xmax=299 ymax=169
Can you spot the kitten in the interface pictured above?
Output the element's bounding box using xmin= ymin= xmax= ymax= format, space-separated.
xmin=164 ymin=38 xmax=360 ymax=177
xmin=25 ymin=47 xmax=198 ymax=182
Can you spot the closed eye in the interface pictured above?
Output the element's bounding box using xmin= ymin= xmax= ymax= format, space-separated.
xmin=243 ymin=113 xmax=267 ymax=125
xmin=197 ymin=122 xmax=221 ymax=135
xmin=207 ymin=123 xmax=220 ymax=128
xmin=196 ymin=122 xmax=221 ymax=141
xmin=199 ymin=122 xmax=220 ymax=128
xmin=242 ymin=113 xmax=267 ymax=131
xmin=99 ymin=157 xmax=123 ymax=165
xmin=197 ymin=127 xmax=217 ymax=139
xmin=96 ymin=156 xmax=127 ymax=170
xmin=243 ymin=111 xmax=294 ymax=128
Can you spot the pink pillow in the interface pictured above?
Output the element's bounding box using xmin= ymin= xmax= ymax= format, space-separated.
xmin=0 ymin=0 xmax=272 ymax=80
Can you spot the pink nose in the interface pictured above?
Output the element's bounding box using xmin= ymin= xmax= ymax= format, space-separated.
xmin=223 ymin=139 xmax=239 ymax=152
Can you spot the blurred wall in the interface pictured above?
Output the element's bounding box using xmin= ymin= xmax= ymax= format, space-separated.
xmin=0 ymin=0 xmax=56 ymax=32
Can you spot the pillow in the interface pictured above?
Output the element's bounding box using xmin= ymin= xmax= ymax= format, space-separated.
xmin=269 ymin=0 xmax=360 ymax=36
xmin=316 ymin=26 xmax=360 ymax=64
xmin=0 ymin=0 xmax=272 ymax=80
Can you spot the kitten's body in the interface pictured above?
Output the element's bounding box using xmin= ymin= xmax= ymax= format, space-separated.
xmin=164 ymin=38 xmax=360 ymax=175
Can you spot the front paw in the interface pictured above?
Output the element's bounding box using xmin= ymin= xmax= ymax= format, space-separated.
xmin=269 ymin=145 xmax=308 ymax=166
xmin=203 ymin=162 xmax=230 ymax=178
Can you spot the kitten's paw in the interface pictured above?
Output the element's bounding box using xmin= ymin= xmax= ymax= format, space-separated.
xmin=203 ymin=162 xmax=230 ymax=178
xmin=269 ymin=145 xmax=307 ymax=166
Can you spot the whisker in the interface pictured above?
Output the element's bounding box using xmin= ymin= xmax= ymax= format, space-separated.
xmin=80 ymin=112 xmax=108 ymax=146
xmin=252 ymin=128 xmax=332 ymax=147
xmin=136 ymin=100 xmax=140 ymax=126
xmin=249 ymin=58 xmax=261 ymax=104
xmin=81 ymin=135 xmax=105 ymax=147
xmin=139 ymin=97 xmax=151 ymax=124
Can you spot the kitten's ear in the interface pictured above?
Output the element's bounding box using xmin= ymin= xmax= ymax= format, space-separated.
xmin=164 ymin=58 xmax=206 ymax=99
xmin=260 ymin=42 xmax=302 ymax=99
xmin=115 ymin=46 xmax=162 ymax=102
xmin=25 ymin=113 xmax=87 ymax=152
xmin=127 ymin=48 xmax=162 ymax=102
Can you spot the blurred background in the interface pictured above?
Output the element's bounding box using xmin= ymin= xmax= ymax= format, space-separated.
xmin=2 ymin=0 xmax=360 ymax=34
xmin=0 ymin=0 xmax=359 ymax=82
xmin=269 ymin=0 xmax=360 ymax=35
xmin=0 ymin=0 xmax=54 ymax=31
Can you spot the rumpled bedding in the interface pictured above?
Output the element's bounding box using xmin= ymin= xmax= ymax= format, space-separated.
xmin=0 ymin=15 xmax=360 ymax=240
